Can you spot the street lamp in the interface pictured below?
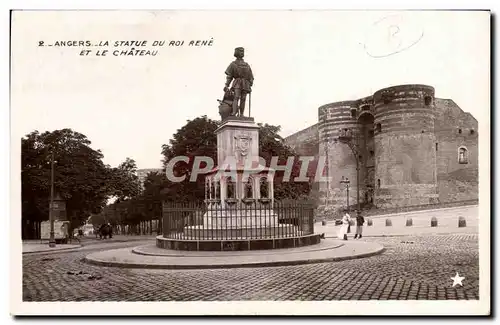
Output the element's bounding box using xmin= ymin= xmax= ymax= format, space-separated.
xmin=340 ymin=176 xmax=350 ymax=210
xmin=337 ymin=128 xmax=361 ymax=216
xmin=48 ymin=150 xmax=56 ymax=247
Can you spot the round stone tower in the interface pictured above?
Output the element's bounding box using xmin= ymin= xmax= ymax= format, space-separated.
xmin=318 ymin=100 xmax=360 ymax=214
xmin=372 ymin=84 xmax=439 ymax=208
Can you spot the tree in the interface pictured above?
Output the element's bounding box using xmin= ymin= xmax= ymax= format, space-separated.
xmin=21 ymin=129 xmax=147 ymax=236
xmin=256 ymin=123 xmax=311 ymax=200
xmin=160 ymin=116 xmax=312 ymax=203
xmin=142 ymin=171 xmax=168 ymax=220
xmin=108 ymin=157 xmax=140 ymax=202
xmin=22 ymin=129 xmax=113 ymax=234
xmin=161 ymin=116 xmax=219 ymax=203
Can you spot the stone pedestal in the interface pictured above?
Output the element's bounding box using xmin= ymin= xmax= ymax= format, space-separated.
xmin=215 ymin=116 xmax=260 ymax=167
xmin=186 ymin=116 xmax=300 ymax=239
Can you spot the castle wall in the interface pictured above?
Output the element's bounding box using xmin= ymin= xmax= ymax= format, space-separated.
xmin=317 ymin=101 xmax=361 ymax=212
xmin=372 ymin=85 xmax=439 ymax=208
xmin=284 ymin=123 xmax=319 ymax=156
xmin=284 ymin=84 xmax=479 ymax=215
xmin=434 ymin=99 xmax=478 ymax=203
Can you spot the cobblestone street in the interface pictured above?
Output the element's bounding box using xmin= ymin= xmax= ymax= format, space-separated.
xmin=22 ymin=233 xmax=479 ymax=301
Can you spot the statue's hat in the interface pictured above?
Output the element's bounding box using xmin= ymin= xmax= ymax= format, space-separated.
xmin=235 ymin=47 xmax=244 ymax=51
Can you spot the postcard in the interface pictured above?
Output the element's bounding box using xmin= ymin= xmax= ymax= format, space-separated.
xmin=11 ymin=9 xmax=490 ymax=316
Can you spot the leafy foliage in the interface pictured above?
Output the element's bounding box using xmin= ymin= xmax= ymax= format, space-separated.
xmin=22 ymin=129 xmax=142 ymax=235
xmin=22 ymin=118 xmax=315 ymax=237
xmin=159 ymin=116 xmax=312 ymax=204
xmin=22 ymin=129 xmax=110 ymax=228
xmin=161 ymin=116 xmax=219 ymax=203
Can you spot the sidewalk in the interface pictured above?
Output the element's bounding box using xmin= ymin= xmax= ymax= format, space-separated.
xmin=22 ymin=234 xmax=156 ymax=253
xmin=85 ymin=239 xmax=385 ymax=269
xmin=78 ymin=234 xmax=156 ymax=245
xmin=316 ymin=205 xmax=478 ymax=237
xmin=23 ymin=243 xmax=82 ymax=254
xmin=367 ymin=205 xmax=478 ymax=219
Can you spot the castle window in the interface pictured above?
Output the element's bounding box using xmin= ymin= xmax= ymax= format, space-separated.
xmin=377 ymin=179 xmax=381 ymax=188
xmin=370 ymin=150 xmax=374 ymax=157
xmin=369 ymin=130 xmax=374 ymax=137
xmin=376 ymin=123 xmax=382 ymax=133
xmin=382 ymin=94 xmax=391 ymax=105
xmin=435 ymin=143 xmax=438 ymax=151
xmin=470 ymin=129 xmax=475 ymax=135
xmin=458 ymin=129 xmax=462 ymax=134
xmin=350 ymin=108 xmax=357 ymax=118
xmin=458 ymin=147 xmax=469 ymax=164
xmin=424 ymin=96 xmax=433 ymax=106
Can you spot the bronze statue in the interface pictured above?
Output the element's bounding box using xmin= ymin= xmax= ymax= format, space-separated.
xmin=217 ymin=89 xmax=234 ymax=120
xmin=223 ymin=47 xmax=254 ymax=117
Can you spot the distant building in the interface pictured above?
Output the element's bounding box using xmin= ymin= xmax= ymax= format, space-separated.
xmin=285 ymin=84 xmax=478 ymax=213
xmin=137 ymin=168 xmax=164 ymax=190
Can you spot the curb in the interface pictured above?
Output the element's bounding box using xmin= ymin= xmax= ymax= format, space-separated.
xmin=81 ymin=237 xmax=155 ymax=246
xmin=83 ymin=246 xmax=385 ymax=270
xmin=131 ymin=242 xmax=345 ymax=257
xmin=23 ymin=245 xmax=83 ymax=255
xmin=22 ymin=237 xmax=156 ymax=255
xmin=324 ymin=231 xmax=477 ymax=239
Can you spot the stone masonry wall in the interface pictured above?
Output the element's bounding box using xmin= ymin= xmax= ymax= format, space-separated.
xmin=284 ymin=123 xmax=319 ymax=156
xmin=372 ymin=85 xmax=439 ymax=209
xmin=284 ymin=85 xmax=478 ymax=215
xmin=434 ymin=98 xmax=478 ymax=203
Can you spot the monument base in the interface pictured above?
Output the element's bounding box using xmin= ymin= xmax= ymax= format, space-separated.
xmin=156 ymin=233 xmax=322 ymax=251
xmin=183 ymin=224 xmax=299 ymax=240
xmin=202 ymin=210 xmax=281 ymax=228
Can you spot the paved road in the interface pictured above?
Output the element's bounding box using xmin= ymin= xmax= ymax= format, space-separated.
xmin=22 ymin=233 xmax=479 ymax=301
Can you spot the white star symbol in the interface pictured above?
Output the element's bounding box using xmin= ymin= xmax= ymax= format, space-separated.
xmin=451 ymin=272 xmax=465 ymax=287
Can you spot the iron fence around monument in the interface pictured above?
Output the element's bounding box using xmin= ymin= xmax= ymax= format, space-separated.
xmin=162 ymin=200 xmax=315 ymax=241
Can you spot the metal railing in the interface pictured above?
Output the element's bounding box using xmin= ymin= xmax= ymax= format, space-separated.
xmin=162 ymin=200 xmax=315 ymax=240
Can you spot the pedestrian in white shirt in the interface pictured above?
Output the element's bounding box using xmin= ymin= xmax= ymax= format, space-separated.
xmin=338 ymin=210 xmax=351 ymax=240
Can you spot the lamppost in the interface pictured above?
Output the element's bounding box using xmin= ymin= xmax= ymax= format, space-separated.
xmin=337 ymin=128 xmax=361 ymax=216
xmin=48 ymin=150 xmax=56 ymax=247
xmin=340 ymin=176 xmax=350 ymax=210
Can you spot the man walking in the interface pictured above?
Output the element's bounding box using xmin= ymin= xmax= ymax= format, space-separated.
xmin=354 ymin=211 xmax=365 ymax=239
xmin=338 ymin=210 xmax=351 ymax=241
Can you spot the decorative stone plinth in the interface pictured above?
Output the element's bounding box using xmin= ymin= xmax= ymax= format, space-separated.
xmin=202 ymin=209 xmax=280 ymax=228
xmin=183 ymin=224 xmax=299 ymax=240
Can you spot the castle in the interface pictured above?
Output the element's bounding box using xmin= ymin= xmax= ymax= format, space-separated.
xmin=285 ymin=84 xmax=478 ymax=213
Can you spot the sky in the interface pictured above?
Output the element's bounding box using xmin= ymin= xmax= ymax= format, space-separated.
xmin=11 ymin=10 xmax=490 ymax=169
